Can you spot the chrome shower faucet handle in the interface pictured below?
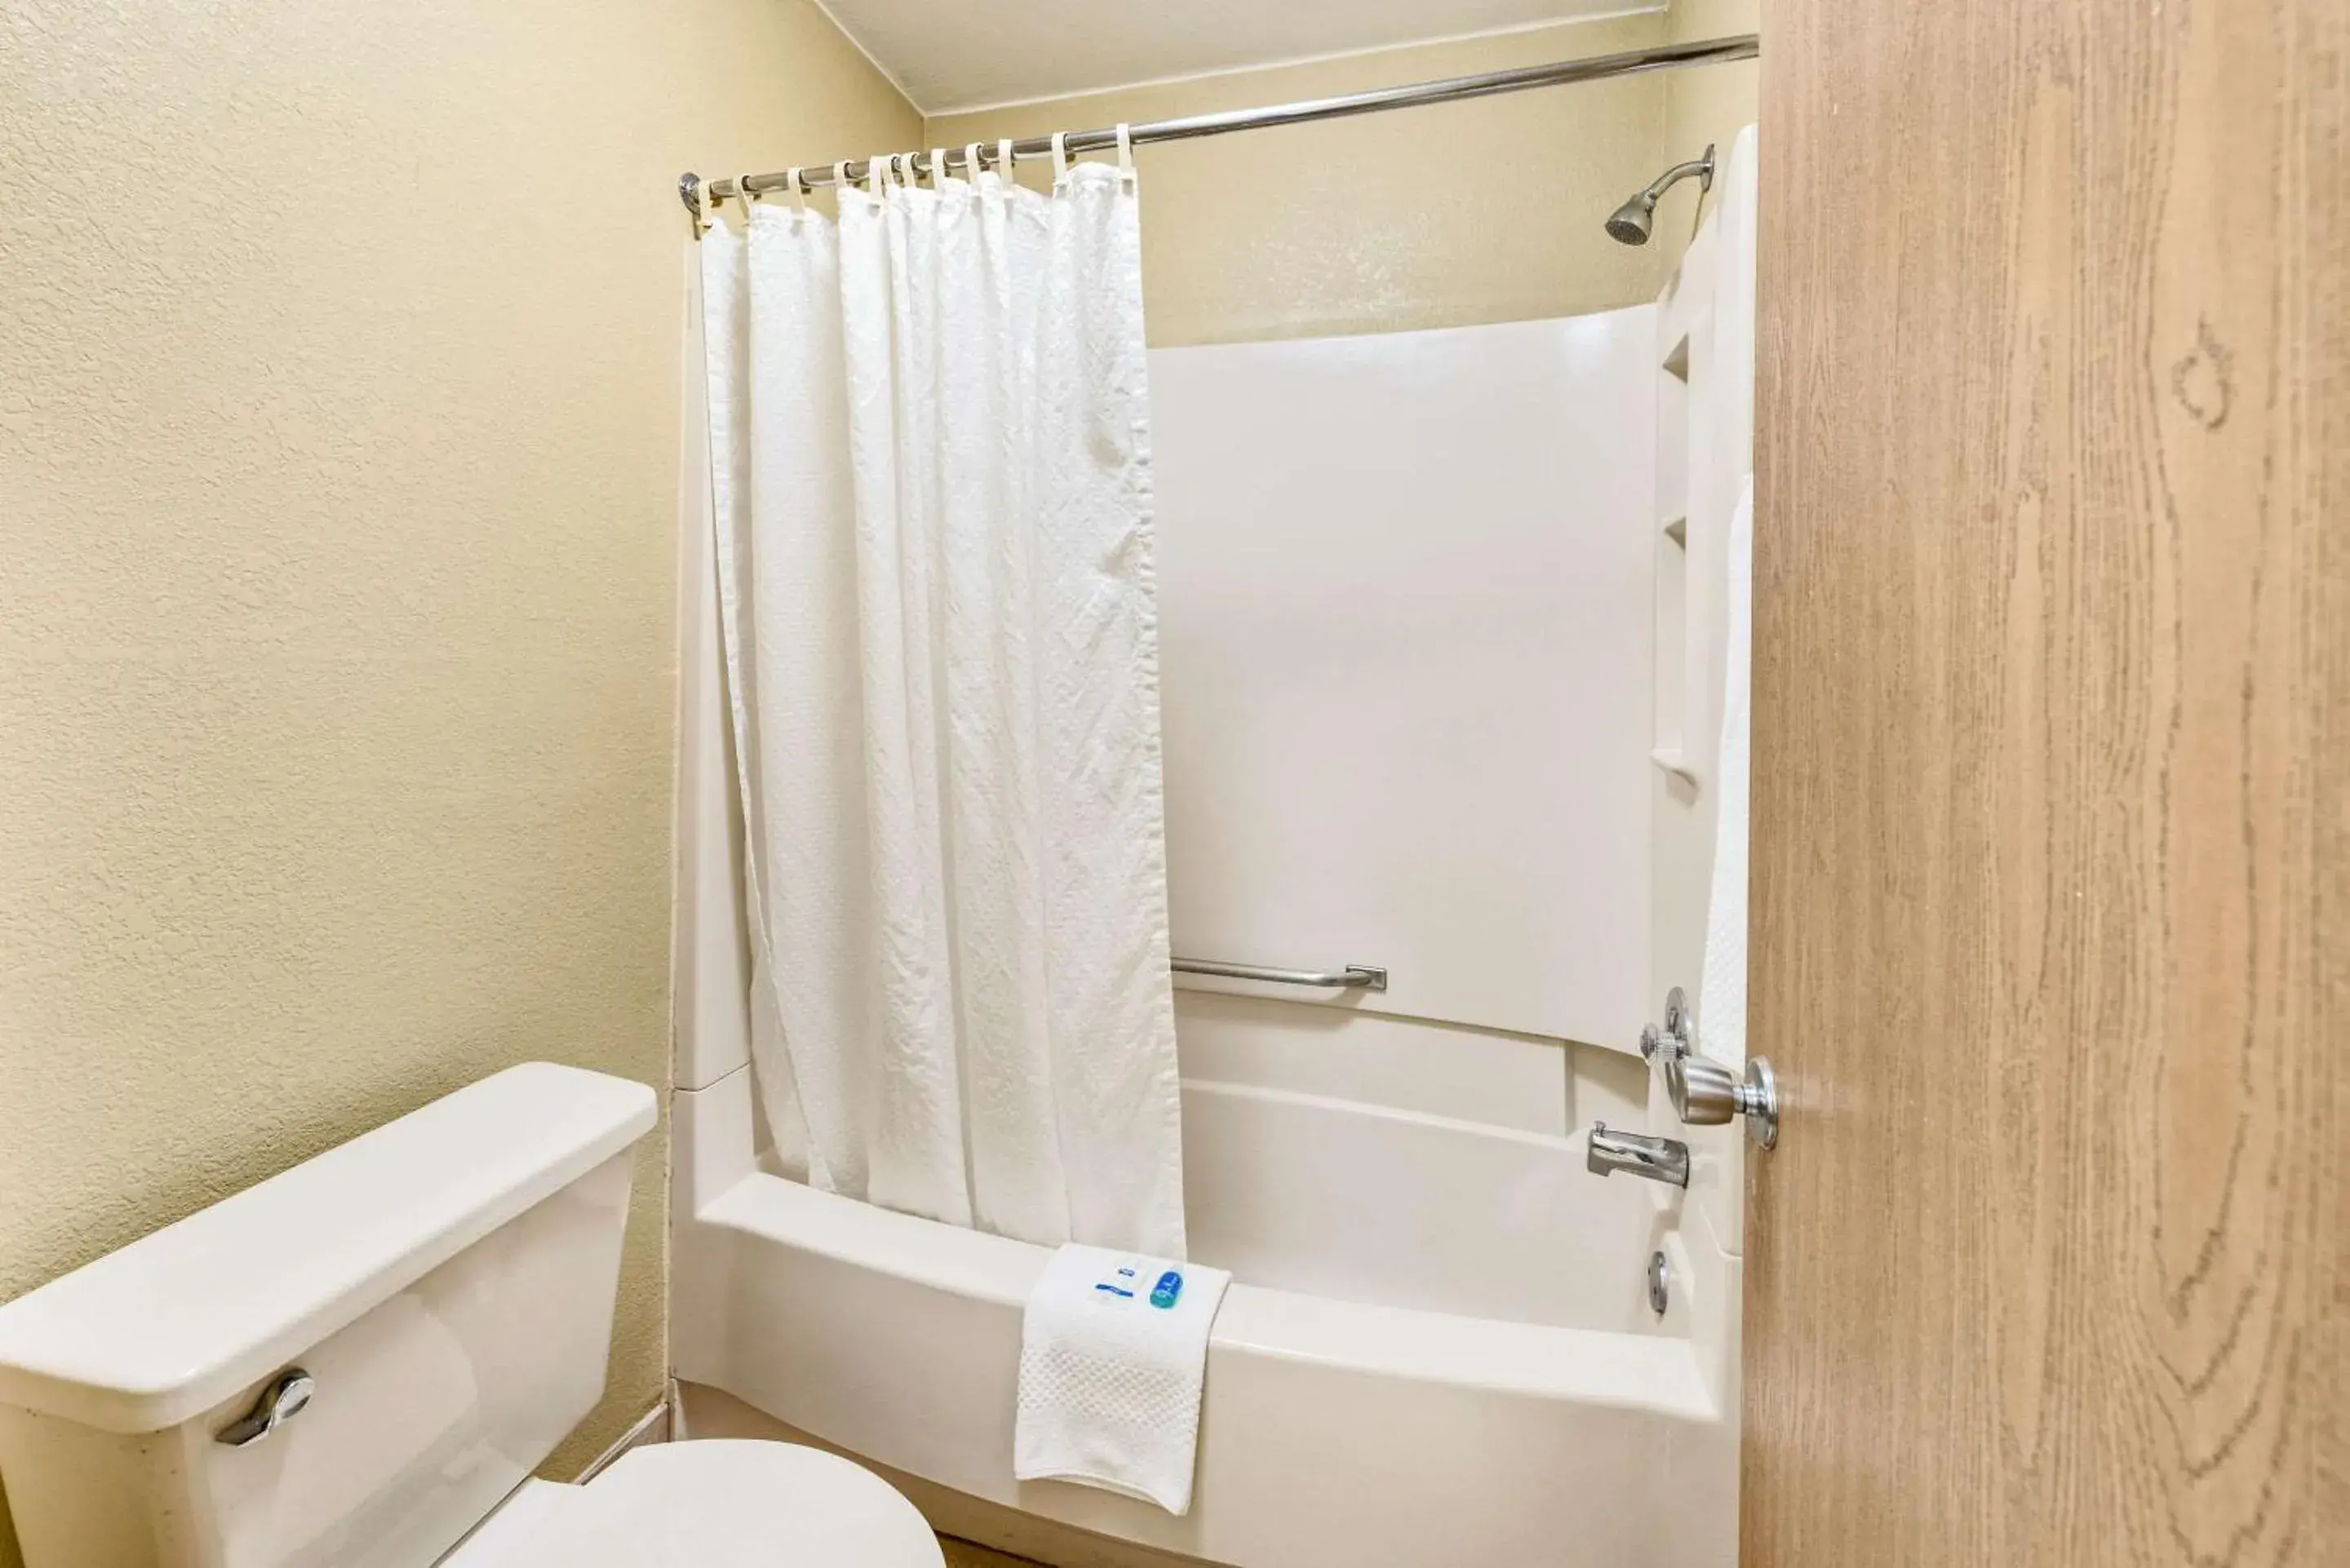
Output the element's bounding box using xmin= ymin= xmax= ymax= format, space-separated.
xmin=1666 ymin=1052 xmax=1780 ymax=1149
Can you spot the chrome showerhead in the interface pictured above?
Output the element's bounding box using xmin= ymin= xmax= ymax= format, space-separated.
xmin=1605 ymin=193 xmax=1658 ymax=246
xmin=1604 ymin=144 xmax=1716 ymax=246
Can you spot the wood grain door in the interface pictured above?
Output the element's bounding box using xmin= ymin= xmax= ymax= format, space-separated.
xmin=1743 ymin=0 xmax=2348 ymax=1563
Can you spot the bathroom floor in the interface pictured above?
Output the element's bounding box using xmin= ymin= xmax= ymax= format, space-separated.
xmin=939 ymin=1537 xmax=1039 ymax=1566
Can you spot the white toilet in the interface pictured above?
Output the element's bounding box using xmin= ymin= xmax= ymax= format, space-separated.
xmin=0 ymin=1063 xmax=945 ymax=1568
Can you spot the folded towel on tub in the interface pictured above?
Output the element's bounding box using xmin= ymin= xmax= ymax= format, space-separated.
xmin=1013 ymin=1242 xmax=1231 ymax=1515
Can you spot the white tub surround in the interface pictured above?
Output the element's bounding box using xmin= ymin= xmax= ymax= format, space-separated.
xmin=1151 ymin=310 xmax=1659 ymax=1054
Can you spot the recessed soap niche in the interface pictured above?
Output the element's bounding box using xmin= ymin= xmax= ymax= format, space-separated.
xmin=1653 ymin=334 xmax=1692 ymax=779
xmin=1652 ymin=310 xmax=1709 ymax=789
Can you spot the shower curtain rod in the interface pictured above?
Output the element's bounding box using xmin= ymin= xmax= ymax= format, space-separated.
xmin=680 ymin=33 xmax=1758 ymax=219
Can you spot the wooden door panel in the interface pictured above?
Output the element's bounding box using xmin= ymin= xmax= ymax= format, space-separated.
xmin=1745 ymin=0 xmax=2348 ymax=1563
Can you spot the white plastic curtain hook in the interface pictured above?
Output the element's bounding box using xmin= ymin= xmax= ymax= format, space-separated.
xmin=786 ymin=167 xmax=807 ymax=214
xmin=964 ymin=143 xmax=985 ymax=192
xmin=738 ymin=174 xmax=760 ymax=215
xmin=1051 ymin=131 xmax=1070 ymax=186
xmin=928 ymin=146 xmax=947 ymax=190
xmin=866 ymin=155 xmax=886 ymax=199
xmin=997 ymin=139 xmax=1015 ymax=188
xmin=1115 ymin=123 xmax=1135 ymax=177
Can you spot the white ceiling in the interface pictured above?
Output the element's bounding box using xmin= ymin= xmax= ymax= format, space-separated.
xmin=818 ymin=0 xmax=1656 ymax=115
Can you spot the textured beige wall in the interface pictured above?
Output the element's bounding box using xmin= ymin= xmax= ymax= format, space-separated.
xmin=0 ymin=1 xmax=916 ymax=1561
xmin=931 ymin=13 xmax=1687 ymax=346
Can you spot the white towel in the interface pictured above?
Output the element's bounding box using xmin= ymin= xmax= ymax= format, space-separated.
xmin=1013 ymin=1243 xmax=1230 ymax=1515
xmin=1698 ymin=477 xmax=1754 ymax=1062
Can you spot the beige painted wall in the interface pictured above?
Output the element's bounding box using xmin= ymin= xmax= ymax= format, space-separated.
xmin=0 ymin=1 xmax=916 ymax=1561
xmin=932 ymin=13 xmax=1691 ymax=346
xmin=1665 ymin=0 xmax=1762 ymax=233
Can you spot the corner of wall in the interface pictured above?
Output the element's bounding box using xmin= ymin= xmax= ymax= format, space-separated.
xmin=922 ymin=11 xmax=1684 ymax=345
xmin=1654 ymin=0 xmax=1762 ymax=263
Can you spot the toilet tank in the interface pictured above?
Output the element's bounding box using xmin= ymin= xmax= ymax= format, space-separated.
xmin=0 ymin=1063 xmax=657 ymax=1568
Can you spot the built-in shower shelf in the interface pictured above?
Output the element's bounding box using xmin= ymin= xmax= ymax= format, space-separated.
xmin=1662 ymin=516 xmax=1687 ymax=547
xmin=1661 ymin=334 xmax=1692 ymax=382
xmin=1650 ymin=746 xmax=1699 ymax=786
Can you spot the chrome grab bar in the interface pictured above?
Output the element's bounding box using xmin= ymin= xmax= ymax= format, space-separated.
xmin=1170 ymin=958 xmax=1388 ymax=992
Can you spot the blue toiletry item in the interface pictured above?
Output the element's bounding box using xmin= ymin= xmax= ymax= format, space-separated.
xmin=1150 ymin=1270 xmax=1182 ymax=1309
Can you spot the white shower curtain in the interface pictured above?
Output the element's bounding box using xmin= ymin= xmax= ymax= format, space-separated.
xmin=698 ymin=153 xmax=1186 ymax=1258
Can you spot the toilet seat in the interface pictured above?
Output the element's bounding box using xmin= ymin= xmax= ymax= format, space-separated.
xmin=450 ymin=1440 xmax=946 ymax=1567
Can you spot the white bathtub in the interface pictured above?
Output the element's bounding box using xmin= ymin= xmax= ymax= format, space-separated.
xmin=671 ymin=1017 xmax=1741 ymax=1568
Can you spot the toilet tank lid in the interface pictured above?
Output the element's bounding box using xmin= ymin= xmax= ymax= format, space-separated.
xmin=0 ymin=1062 xmax=656 ymax=1434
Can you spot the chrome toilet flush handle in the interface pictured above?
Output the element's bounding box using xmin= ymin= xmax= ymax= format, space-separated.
xmin=215 ymin=1367 xmax=315 ymax=1447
